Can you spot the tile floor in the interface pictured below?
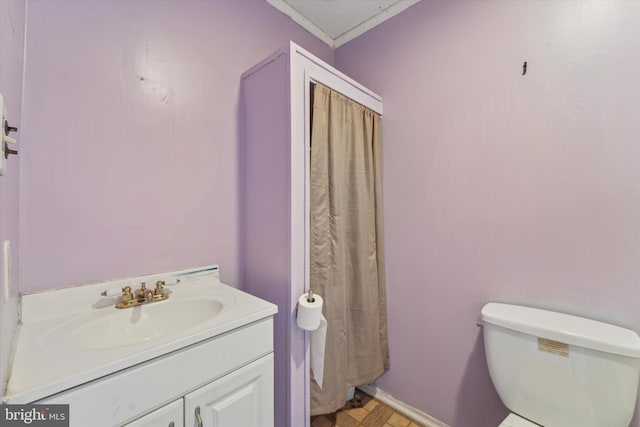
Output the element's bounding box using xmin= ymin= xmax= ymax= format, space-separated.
xmin=310 ymin=390 xmax=424 ymax=427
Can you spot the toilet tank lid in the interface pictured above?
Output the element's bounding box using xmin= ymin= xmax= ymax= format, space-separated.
xmin=481 ymin=303 xmax=640 ymax=358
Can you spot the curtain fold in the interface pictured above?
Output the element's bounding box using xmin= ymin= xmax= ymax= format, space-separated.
xmin=310 ymin=83 xmax=389 ymax=415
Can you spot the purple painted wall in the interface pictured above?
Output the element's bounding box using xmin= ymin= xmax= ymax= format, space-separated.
xmin=20 ymin=0 xmax=333 ymax=292
xmin=17 ymin=0 xmax=640 ymax=424
xmin=0 ymin=0 xmax=24 ymax=394
xmin=336 ymin=1 xmax=640 ymax=426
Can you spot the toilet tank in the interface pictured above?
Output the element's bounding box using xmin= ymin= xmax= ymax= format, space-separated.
xmin=482 ymin=303 xmax=640 ymax=427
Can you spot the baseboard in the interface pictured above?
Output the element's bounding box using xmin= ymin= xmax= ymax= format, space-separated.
xmin=357 ymin=384 xmax=450 ymax=427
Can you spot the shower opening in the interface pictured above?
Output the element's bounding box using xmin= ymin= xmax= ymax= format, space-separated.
xmin=307 ymin=82 xmax=389 ymax=417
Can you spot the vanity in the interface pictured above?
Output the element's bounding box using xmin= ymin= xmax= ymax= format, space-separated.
xmin=3 ymin=266 xmax=277 ymax=427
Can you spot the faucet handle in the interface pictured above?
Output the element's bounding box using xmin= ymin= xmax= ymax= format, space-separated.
xmin=101 ymin=286 xmax=134 ymax=303
xmin=154 ymin=280 xmax=165 ymax=295
xmin=101 ymin=288 xmax=124 ymax=298
xmin=156 ymin=278 xmax=180 ymax=289
xmin=154 ymin=278 xmax=180 ymax=295
xmin=163 ymin=278 xmax=181 ymax=287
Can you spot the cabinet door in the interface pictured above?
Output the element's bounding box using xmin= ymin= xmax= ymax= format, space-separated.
xmin=123 ymin=398 xmax=184 ymax=427
xmin=184 ymin=354 xmax=273 ymax=427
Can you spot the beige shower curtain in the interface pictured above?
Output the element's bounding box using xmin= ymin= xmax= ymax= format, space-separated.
xmin=310 ymin=83 xmax=389 ymax=415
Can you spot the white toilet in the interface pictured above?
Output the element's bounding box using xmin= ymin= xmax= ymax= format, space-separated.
xmin=481 ymin=303 xmax=640 ymax=427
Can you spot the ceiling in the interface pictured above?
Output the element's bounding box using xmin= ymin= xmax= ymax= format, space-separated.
xmin=266 ymin=0 xmax=422 ymax=48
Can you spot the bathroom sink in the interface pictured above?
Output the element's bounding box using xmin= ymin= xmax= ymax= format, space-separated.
xmin=45 ymin=297 xmax=232 ymax=351
xmin=5 ymin=265 xmax=278 ymax=405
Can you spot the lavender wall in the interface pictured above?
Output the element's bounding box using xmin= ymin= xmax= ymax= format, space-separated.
xmin=0 ymin=0 xmax=24 ymax=395
xmin=20 ymin=0 xmax=333 ymax=292
xmin=336 ymin=1 xmax=640 ymax=426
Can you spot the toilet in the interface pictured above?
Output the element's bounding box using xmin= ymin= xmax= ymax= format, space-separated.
xmin=481 ymin=303 xmax=640 ymax=427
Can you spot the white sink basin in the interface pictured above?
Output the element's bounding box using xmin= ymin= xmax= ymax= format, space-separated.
xmin=41 ymin=292 xmax=236 ymax=352
xmin=64 ymin=298 xmax=227 ymax=350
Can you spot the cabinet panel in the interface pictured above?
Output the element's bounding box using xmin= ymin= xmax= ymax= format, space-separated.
xmin=185 ymin=354 xmax=273 ymax=427
xmin=123 ymin=399 xmax=183 ymax=427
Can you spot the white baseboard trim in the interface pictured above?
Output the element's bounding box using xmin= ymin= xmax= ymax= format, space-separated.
xmin=357 ymin=384 xmax=450 ymax=427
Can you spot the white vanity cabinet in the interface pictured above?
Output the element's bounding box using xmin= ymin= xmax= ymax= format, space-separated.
xmin=124 ymin=354 xmax=273 ymax=427
xmin=122 ymin=354 xmax=273 ymax=427
xmin=123 ymin=399 xmax=184 ymax=427
xmin=37 ymin=318 xmax=275 ymax=427
xmin=184 ymin=354 xmax=274 ymax=427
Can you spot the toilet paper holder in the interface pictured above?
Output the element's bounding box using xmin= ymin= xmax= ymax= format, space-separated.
xmin=307 ymin=289 xmax=316 ymax=303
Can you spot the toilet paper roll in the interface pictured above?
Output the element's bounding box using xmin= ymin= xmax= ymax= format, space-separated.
xmin=311 ymin=314 xmax=327 ymax=389
xmin=296 ymin=293 xmax=324 ymax=331
xmin=296 ymin=292 xmax=327 ymax=388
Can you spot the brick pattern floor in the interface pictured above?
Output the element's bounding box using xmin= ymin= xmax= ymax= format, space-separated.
xmin=310 ymin=390 xmax=424 ymax=427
